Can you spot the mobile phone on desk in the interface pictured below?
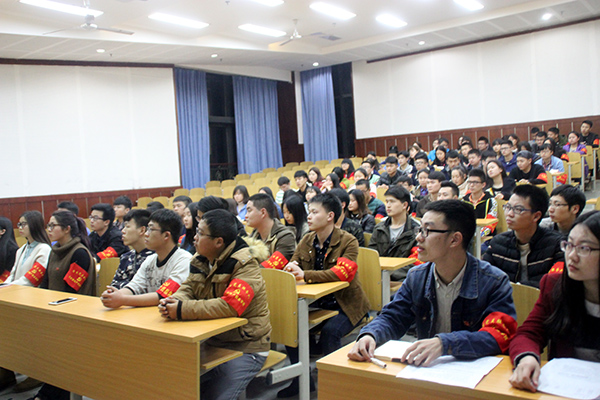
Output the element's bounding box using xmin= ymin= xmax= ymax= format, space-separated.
xmin=49 ymin=297 xmax=77 ymax=305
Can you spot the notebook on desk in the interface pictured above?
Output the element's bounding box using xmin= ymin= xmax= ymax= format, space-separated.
xmin=373 ymin=340 xmax=414 ymax=362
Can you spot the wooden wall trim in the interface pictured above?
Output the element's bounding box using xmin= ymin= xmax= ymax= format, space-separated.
xmin=354 ymin=115 xmax=600 ymax=157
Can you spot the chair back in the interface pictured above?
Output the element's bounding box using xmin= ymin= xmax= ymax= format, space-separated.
xmin=567 ymin=152 xmax=582 ymax=180
xmin=357 ymin=248 xmax=382 ymax=312
xmin=153 ymin=196 xmax=169 ymax=207
xmin=205 ymin=181 xmax=221 ymax=188
xmin=496 ymin=198 xmax=507 ymax=234
xmin=97 ymin=257 xmax=121 ymax=296
xmin=235 ymin=174 xmax=251 ymax=182
xmin=260 ymin=269 xmax=299 ymax=347
xmin=510 ymin=282 xmax=540 ymax=326
xmin=189 ymin=187 xmax=205 ymax=197
xmin=205 ymin=187 xmax=223 ymax=197
xmin=363 ymin=232 xmax=372 ymax=247
xmin=137 ymin=197 xmax=152 ymax=208
xmin=173 ymin=188 xmax=190 ymax=197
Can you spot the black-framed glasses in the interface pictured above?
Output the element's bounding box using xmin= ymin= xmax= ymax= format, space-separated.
xmin=467 ymin=180 xmax=483 ymax=185
xmin=549 ymin=201 xmax=568 ymax=208
xmin=417 ymin=226 xmax=451 ymax=238
xmin=503 ymin=203 xmax=532 ymax=215
xmin=46 ymin=223 xmax=64 ymax=231
xmin=17 ymin=222 xmax=28 ymax=228
xmin=560 ymin=241 xmax=600 ymax=257
xmin=196 ymin=227 xmax=216 ymax=238
xmin=88 ymin=215 xmax=104 ymax=222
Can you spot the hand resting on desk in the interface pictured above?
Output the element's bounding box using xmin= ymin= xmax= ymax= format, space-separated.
xmin=348 ymin=336 xmax=443 ymax=367
xmin=509 ymin=355 xmax=540 ymax=392
xmin=158 ymin=296 xmax=180 ymax=320
xmin=284 ymin=261 xmax=304 ymax=280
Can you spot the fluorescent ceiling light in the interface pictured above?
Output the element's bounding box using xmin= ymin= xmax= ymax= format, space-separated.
xmin=376 ymin=14 xmax=407 ymax=28
xmin=309 ymin=2 xmax=356 ymax=20
xmin=19 ymin=0 xmax=103 ymax=17
xmin=453 ymin=0 xmax=484 ymax=11
xmin=211 ymin=53 xmax=218 ymax=58
xmin=148 ymin=13 xmax=209 ymax=29
xmin=251 ymin=0 xmax=284 ymax=6
xmin=313 ymin=62 xmax=319 ymax=67
xmin=542 ymin=13 xmax=552 ymax=20
xmin=418 ymin=40 xmax=425 ymax=45
xmin=96 ymin=48 xmax=105 ymax=53
xmin=238 ymin=24 xmax=286 ymax=37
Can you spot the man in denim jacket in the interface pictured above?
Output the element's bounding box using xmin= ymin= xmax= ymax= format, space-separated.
xmin=349 ymin=200 xmax=517 ymax=366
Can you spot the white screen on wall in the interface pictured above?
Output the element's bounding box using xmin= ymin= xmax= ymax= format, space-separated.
xmin=0 ymin=65 xmax=180 ymax=198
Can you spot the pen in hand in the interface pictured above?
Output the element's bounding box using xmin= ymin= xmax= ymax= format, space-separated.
xmin=370 ymin=357 xmax=387 ymax=369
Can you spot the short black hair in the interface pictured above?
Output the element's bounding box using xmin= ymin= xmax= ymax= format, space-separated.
xmin=446 ymin=150 xmax=459 ymax=159
xmin=548 ymin=127 xmax=559 ymax=134
xmin=384 ymin=156 xmax=398 ymax=164
xmin=531 ymin=127 xmax=540 ymax=134
xmin=582 ymin=120 xmax=593 ymax=128
xmin=467 ymin=168 xmax=486 ymax=184
xmin=173 ymin=196 xmax=192 ymax=206
xmin=329 ymin=188 xmax=350 ymax=212
xmin=428 ymin=171 xmax=446 ymax=182
xmin=478 ymin=136 xmax=489 ymax=144
xmin=481 ymin=150 xmax=497 ymax=161
xmin=439 ymin=138 xmax=449 ymax=145
xmin=539 ymin=143 xmax=553 ymax=153
xmin=416 ymin=169 xmax=430 ymax=178
xmin=535 ymin=131 xmax=547 ymax=138
xmin=198 ymin=196 xmax=228 ymax=213
xmin=146 ymin=201 xmax=165 ymax=213
xmin=91 ymin=203 xmax=115 ymax=223
xmin=550 ymin=184 xmax=586 ymax=217
xmin=414 ymin=152 xmax=428 ymax=162
xmin=149 ymin=209 xmax=183 ymax=245
xmin=294 ymin=170 xmax=308 ymax=179
xmin=440 ymin=181 xmax=459 ymax=197
xmin=123 ymin=209 xmax=151 ymax=228
xmin=57 ymin=201 xmax=79 ymax=216
xmin=388 ymin=145 xmax=399 ymax=155
xmin=248 ymin=193 xmax=278 ymax=219
xmin=424 ymin=200 xmax=476 ymax=250
xmin=361 ymin=158 xmax=376 ymax=168
xmin=467 ymin=149 xmax=481 ymax=157
xmin=278 ymin=176 xmax=290 ymax=186
xmin=113 ymin=195 xmax=132 ymax=209
xmin=397 ymin=150 xmax=409 ymax=158
xmin=384 ymin=185 xmax=411 ymax=203
xmin=309 ymin=192 xmax=342 ymax=222
xmin=460 ymin=142 xmax=473 ymax=149
xmin=355 ymin=179 xmax=370 ymax=188
xmin=398 ymin=175 xmax=412 ymax=185
xmin=511 ymin=185 xmax=549 ymax=222
xmin=519 ymin=142 xmax=532 ymax=152
xmin=202 ymin=209 xmax=237 ymax=248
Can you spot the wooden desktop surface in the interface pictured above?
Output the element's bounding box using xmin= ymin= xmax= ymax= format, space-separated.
xmin=379 ymin=257 xmax=413 ymax=271
xmin=477 ymin=218 xmax=499 ymax=226
xmin=295 ymin=280 xmax=349 ymax=300
xmin=317 ymin=343 xmax=569 ymax=400
xmin=0 ymin=285 xmax=247 ymax=400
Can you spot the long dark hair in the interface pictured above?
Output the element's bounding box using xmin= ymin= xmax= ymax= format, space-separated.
xmin=309 ymin=167 xmax=324 ymax=184
xmin=326 ymin=173 xmax=341 ymax=190
xmin=0 ymin=217 xmax=18 ymax=274
xmin=52 ymin=211 xmax=91 ymax=250
xmin=21 ymin=211 xmax=51 ymax=245
xmin=183 ymin=202 xmax=200 ymax=251
xmin=348 ymin=189 xmax=370 ymax=219
xmin=341 ymin=159 xmax=355 ymax=177
xmin=283 ymin=195 xmax=308 ymax=243
xmin=232 ymin=185 xmax=249 ymax=205
xmin=545 ymin=211 xmax=600 ymax=340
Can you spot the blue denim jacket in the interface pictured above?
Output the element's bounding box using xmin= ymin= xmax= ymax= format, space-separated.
xmin=360 ymin=253 xmax=516 ymax=358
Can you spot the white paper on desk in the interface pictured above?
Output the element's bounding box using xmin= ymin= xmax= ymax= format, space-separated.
xmin=396 ymin=355 xmax=502 ymax=389
xmin=537 ymin=358 xmax=600 ymax=400
xmin=374 ymin=340 xmax=414 ymax=361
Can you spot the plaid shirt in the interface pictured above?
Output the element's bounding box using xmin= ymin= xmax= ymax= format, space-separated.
xmin=111 ymin=248 xmax=154 ymax=289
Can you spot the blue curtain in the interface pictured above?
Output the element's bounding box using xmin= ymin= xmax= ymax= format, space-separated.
xmin=232 ymin=75 xmax=283 ymax=175
xmin=174 ymin=68 xmax=210 ymax=189
xmin=300 ymin=67 xmax=338 ymax=162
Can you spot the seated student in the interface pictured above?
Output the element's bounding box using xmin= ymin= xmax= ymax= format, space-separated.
xmin=283 ymin=194 xmax=309 ymax=244
xmin=172 ymin=195 xmax=192 ymax=220
xmin=450 ymin=166 xmax=468 ymax=198
xmin=321 ymin=172 xmax=343 ymax=192
xmin=508 ymin=151 xmax=548 ymax=185
xmin=369 ymin=186 xmax=421 ymax=279
xmin=481 ymin=149 xmax=497 ymax=168
xmin=282 ymin=193 xmax=370 ymax=397
xmin=478 ymin=136 xmax=490 ymax=152
xmin=112 ymin=195 xmax=132 ymax=231
xmin=564 ymin=131 xmax=590 ymax=177
xmin=545 ymin=137 xmax=568 ymax=161
xmin=308 ymin=167 xmax=326 ymax=190
xmin=413 ymin=169 xmax=430 ymax=200
xmin=198 ymin=196 xmax=247 ymax=237
xmin=294 ymin=170 xmax=311 ymax=202
xmin=459 ymin=141 xmax=473 ymax=166
xmin=412 ymin=152 xmax=432 ymax=186
xmin=365 ymin=151 xmax=381 ymax=175
xmin=438 ymin=181 xmax=459 ymax=200
xmin=258 ymin=186 xmax=283 ymax=218
xmin=540 ymin=184 xmax=586 ymax=237
xmin=57 ymin=201 xmax=91 ymax=234
xmin=232 ymin=185 xmax=250 ymax=222
xmin=100 ymin=209 xmax=192 ymax=308
xmin=431 ymin=146 xmax=447 ymax=168
xmin=492 ymin=138 xmax=503 ymax=156
xmin=160 ymin=209 xmax=271 ymax=400
xmin=427 ymin=138 xmax=440 ymax=162
xmin=275 ymin=176 xmax=292 ymax=205
xmin=361 ymin=159 xmax=381 ymax=185
xmin=349 ymin=168 xmax=377 ymax=195
xmin=88 ymin=203 xmax=127 ymax=262
xmin=415 ymin=171 xmax=445 ymax=218
xmin=341 ymin=158 xmax=355 ymax=180
xmin=531 ymin=131 xmax=547 ymax=154
xmin=146 ymin=201 xmax=165 ymax=213
xmin=304 ymin=186 xmax=319 ymax=204
xmin=535 ymin=143 xmax=566 ymax=180
xmin=483 ymin=185 xmax=564 ymax=288
xmin=349 ymin=200 xmax=517 ymax=366
xmin=330 ymin=189 xmax=365 ymax=247
xmin=0 ymin=217 xmax=18 ymax=283
xmin=467 ymin=149 xmax=483 ymax=170
xmin=332 ymin=166 xmax=351 ymax=189
xmin=547 ymin=127 xmax=567 ymax=147
xmin=486 ymin=160 xmax=516 ymax=201
xmin=506 ymin=133 xmax=520 ymax=152
xmin=580 ymin=119 xmax=599 ymax=148
xmin=396 ymin=151 xmax=414 ymax=177
xmin=356 ymin=179 xmax=387 ymax=219
xmin=444 ymin=149 xmax=461 ymax=177
xmin=378 ymin=156 xmax=402 ymax=188
xmin=180 ymin=202 xmax=201 ymax=254
xmin=347 ymin=189 xmax=376 ymax=234
xmin=509 ymin=211 xmax=600 ymax=393
xmin=498 ymin=140 xmax=518 ymax=173
xmin=246 ymin=193 xmax=296 ymax=264
xmin=5 ymin=211 xmax=50 ymax=287
xmin=463 ymin=169 xmax=497 ymax=252
xmin=110 ymin=210 xmax=154 ymax=289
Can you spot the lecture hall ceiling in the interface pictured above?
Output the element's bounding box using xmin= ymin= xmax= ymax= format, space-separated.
xmin=0 ymin=0 xmax=599 ymax=71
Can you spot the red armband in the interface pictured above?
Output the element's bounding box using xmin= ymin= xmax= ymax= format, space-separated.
xmin=261 ymin=251 xmax=288 ymax=270
xmin=408 ymin=246 xmax=422 ymax=265
xmin=64 ymin=262 xmax=89 ymax=292
xmin=537 ymin=172 xmax=548 ymax=183
xmin=178 ymin=234 xmax=185 ymax=246
xmin=330 ymin=257 xmax=358 ymax=282
xmin=0 ymin=270 xmax=9 ymax=283
xmin=25 ymin=262 xmax=46 ymax=286
xmin=548 ymin=262 xmax=564 ymax=274
xmin=479 ymin=311 xmax=517 ymax=353
xmin=97 ymin=247 xmax=118 ymax=260
xmin=221 ymin=279 xmax=255 ymax=316
xmin=594 ymin=138 xmax=599 ymax=146
xmin=156 ymin=279 xmax=181 ymax=298
xmin=556 ymin=173 xmax=567 ymax=184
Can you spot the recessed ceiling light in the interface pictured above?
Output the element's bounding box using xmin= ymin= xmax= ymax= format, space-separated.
xmin=309 ymin=2 xmax=356 ymax=20
xmin=376 ymin=14 xmax=407 ymax=28
xmin=453 ymin=0 xmax=484 ymax=11
xmin=251 ymin=0 xmax=284 ymax=6
xmin=313 ymin=62 xmax=319 ymax=67
xmin=238 ymin=24 xmax=286 ymax=37
xmin=418 ymin=41 xmax=425 ymax=45
xmin=211 ymin=53 xmax=218 ymax=58
xmin=542 ymin=13 xmax=552 ymax=21
xmin=19 ymin=0 xmax=103 ymax=17
xmin=148 ymin=13 xmax=209 ymax=29
xmin=96 ymin=48 xmax=105 ymax=53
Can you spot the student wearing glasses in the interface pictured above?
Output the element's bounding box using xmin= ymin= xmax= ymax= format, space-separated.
xmin=88 ymin=203 xmax=127 ymax=262
xmin=483 ymin=185 xmax=564 ymax=288
xmin=509 ymin=211 xmax=600 ymax=393
xmin=349 ymin=200 xmax=516 ymax=366
xmin=462 ymin=169 xmax=497 ymax=240
xmin=539 ymin=185 xmax=586 ymax=237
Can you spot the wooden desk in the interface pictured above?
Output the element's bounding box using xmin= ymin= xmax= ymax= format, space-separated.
xmin=549 ymin=171 xmax=565 ymax=192
xmin=317 ymin=343 xmax=569 ymax=400
xmin=0 ymin=285 xmax=247 ymax=400
xmin=474 ymin=218 xmax=498 ymax=259
xmin=379 ymin=257 xmax=412 ymax=306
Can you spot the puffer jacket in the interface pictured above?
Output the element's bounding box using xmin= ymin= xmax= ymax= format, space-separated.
xmin=172 ymin=237 xmax=271 ymax=353
xmin=249 ymin=219 xmax=296 ymax=262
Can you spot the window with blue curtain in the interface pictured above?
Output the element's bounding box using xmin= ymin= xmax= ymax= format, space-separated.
xmin=232 ymin=75 xmax=283 ymax=175
xmin=300 ymin=66 xmax=338 ymax=162
xmin=174 ymin=68 xmax=210 ymax=189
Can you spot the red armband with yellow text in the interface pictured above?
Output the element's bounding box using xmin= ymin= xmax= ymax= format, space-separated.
xmin=479 ymin=311 xmax=517 ymax=353
xmin=548 ymin=262 xmax=564 ymax=274
xmin=25 ymin=262 xmax=46 ymax=286
xmin=157 ymin=279 xmax=181 ymax=298
xmin=408 ymin=247 xmax=423 ymax=265
xmin=64 ymin=262 xmax=89 ymax=292
xmin=331 ymin=257 xmax=358 ymax=282
xmin=261 ymin=251 xmax=288 ymax=270
xmin=221 ymin=279 xmax=255 ymax=316
xmin=97 ymin=247 xmax=117 ymax=260
xmin=0 ymin=270 xmax=9 ymax=283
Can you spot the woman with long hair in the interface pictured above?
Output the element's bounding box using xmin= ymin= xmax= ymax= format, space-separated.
xmin=340 ymin=159 xmax=355 ymax=180
xmin=308 ymin=167 xmax=325 ymax=190
xmin=347 ymin=189 xmax=375 ymax=233
xmin=0 ymin=217 xmax=18 ymax=282
xmin=232 ymin=185 xmax=250 ymax=221
xmin=283 ymin=194 xmax=309 ymax=244
xmin=432 ymin=146 xmax=447 ymax=168
xmin=509 ymin=212 xmax=600 ymax=392
xmin=305 ymin=186 xmax=320 ymax=203
xmin=181 ymin=202 xmax=200 ymax=254
xmin=321 ymin=173 xmax=342 ymax=193
xmin=5 ymin=211 xmax=51 ymax=286
xmin=450 ymin=166 xmax=468 ymax=198
xmin=486 ymin=160 xmax=516 ymax=200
